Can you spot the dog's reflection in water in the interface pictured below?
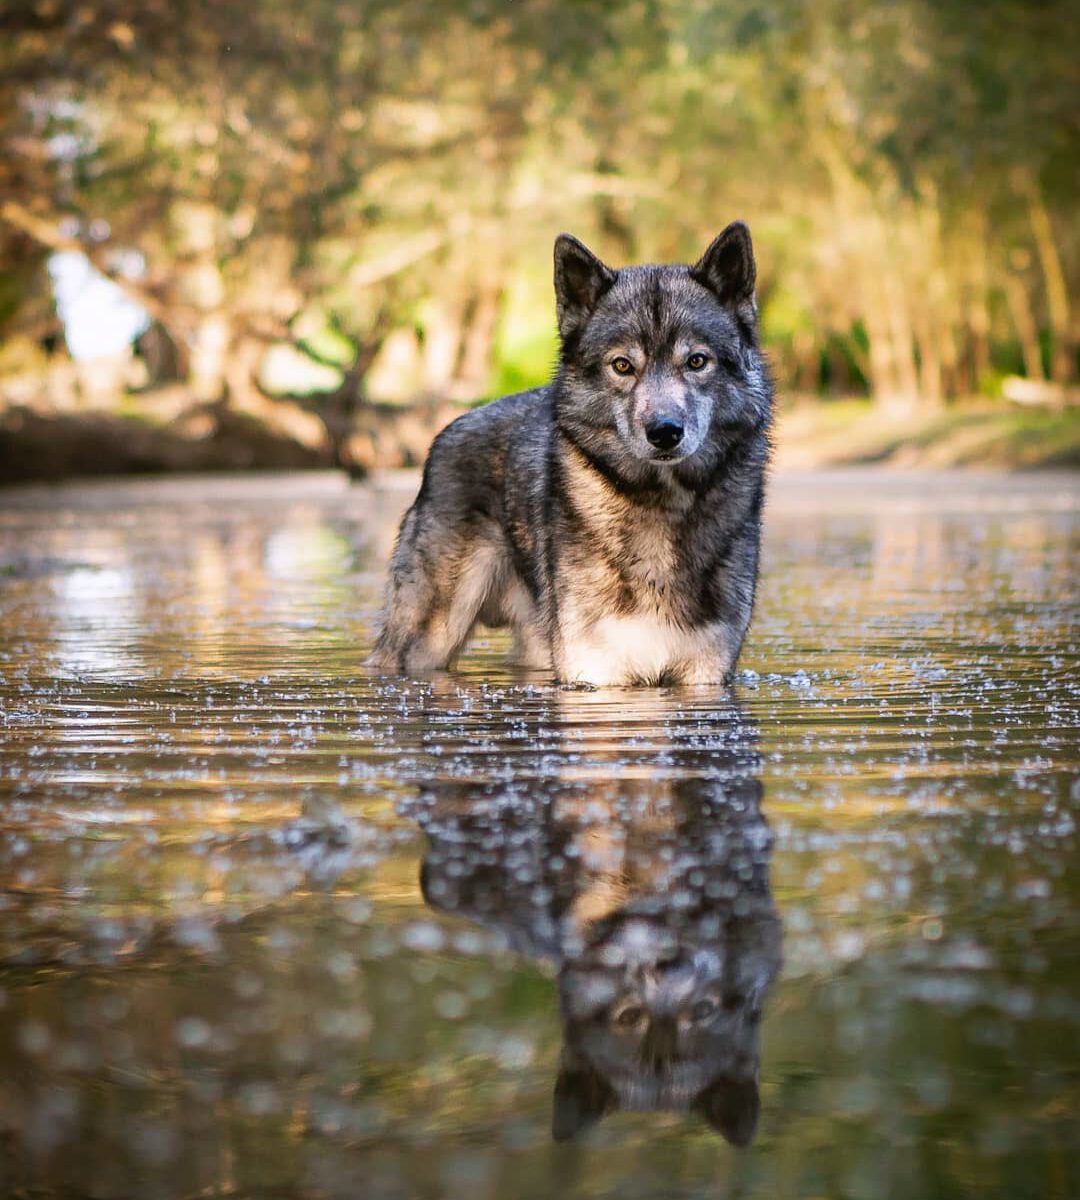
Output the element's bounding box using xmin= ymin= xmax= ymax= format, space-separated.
xmin=406 ymin=700 xmax=781 ymax=1145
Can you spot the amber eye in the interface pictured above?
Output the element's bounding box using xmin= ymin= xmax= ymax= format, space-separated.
xmin=686 ymin=352 xmax=709 ymax=371
xmin=610 ymin=355 xmax=635 ymax=376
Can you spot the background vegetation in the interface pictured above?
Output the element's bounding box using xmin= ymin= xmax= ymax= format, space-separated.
xmin=1 ymin=0 xmax=1077 ymax=476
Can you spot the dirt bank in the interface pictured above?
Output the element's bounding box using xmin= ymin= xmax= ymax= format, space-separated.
xmin=2 ymin=394 xmax=1077 ymax=486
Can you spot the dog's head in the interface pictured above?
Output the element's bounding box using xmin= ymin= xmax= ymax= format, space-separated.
xmin=553 ymin=224 xmax=769 ymax=471
xmin=553 ymin=902 xmax=778 ymax=1146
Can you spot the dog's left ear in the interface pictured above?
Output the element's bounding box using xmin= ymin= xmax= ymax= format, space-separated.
xmin=693 ymin=1074 xmax=760 ymax=1147
xmin=554 ymin=233 xmax=617 ymax=343
xmin=691 ymin=221 xmax=757 ymax=314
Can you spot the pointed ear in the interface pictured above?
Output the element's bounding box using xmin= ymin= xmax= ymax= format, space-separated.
xmin=694 ymin=1075 xmax=760 ymax=1147
xmin=554 ymin=233 xmax=616 ymax=342
xmin=690 ymin=221 xmax=757 ymax=311
xmin=552 ymin=1053 xmax=617 ymax=1141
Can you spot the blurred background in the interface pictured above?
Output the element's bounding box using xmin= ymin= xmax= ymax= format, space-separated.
xmin=1 ymin=0 xmax=1077 ymax=482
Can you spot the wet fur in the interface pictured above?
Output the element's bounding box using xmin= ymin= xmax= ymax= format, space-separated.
xmin=369 ymin=223 xmax=772 ymax=685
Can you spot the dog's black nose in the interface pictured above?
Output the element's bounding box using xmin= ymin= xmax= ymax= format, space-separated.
xmin=645 ymin=417 xmax=684 ymax=451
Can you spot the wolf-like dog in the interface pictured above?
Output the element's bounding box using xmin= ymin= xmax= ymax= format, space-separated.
xmin=369 ymin=222 xmax=772 ymax=685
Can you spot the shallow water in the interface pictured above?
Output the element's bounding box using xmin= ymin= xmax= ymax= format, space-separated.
xmin=0 ymin=468 xmax=1077 ymax=1200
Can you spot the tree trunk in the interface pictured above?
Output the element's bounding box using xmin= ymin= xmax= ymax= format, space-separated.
xmin=1004 ymin=274 xmax=1046 ymax=382
xmin=966 ymin=212 xmax=992 ymax=394
xmin=792 ymin=331 xmax=819 ymax=395
xmin=913 ymin=318 xmax=943 ymax=409
xmin=882 ymin=267 xmax=920 ymax=411
xmin=188 ymin=311 xmax=230 ymax=403
xmin=173 ymin=200 xmax=228 ymax=402
xmin=912 ymin=186 xmax=948 ymax=406
xmin=1022 ymin=177 xmax=1073 ymax=383
xmin=223 ymin=336 xmax=264 ymax=410
xmin=422 ymin=301 xmax=464 ymax=397
xmin=453 ymin=284 xmax=501 ymax=399
xmin=320 ymin=312 xmax=394 ymax=474
xmin=864 ymin=280 xmax=901 ymax=409
xmin=966 ymin=290 xmax=992 ymax=397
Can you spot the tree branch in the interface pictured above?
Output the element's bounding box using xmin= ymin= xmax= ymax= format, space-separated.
xmin=0 ymin=200 xmax=180 ymax=331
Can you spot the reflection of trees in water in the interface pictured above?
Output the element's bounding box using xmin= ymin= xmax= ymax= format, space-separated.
xmin=1 ymin=497 xmax=367 ymax=679
xmin=409 ymin=694 xmax=781 ymax=1143
xmin=758 ymin=499 xmax=1078 ymax=674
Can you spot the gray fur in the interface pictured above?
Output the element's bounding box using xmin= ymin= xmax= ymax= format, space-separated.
xmin=368 ymin=222 xmax=773 ymax=685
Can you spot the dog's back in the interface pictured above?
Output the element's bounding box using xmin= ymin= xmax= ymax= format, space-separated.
xmin=369 ymin=223 xmax=772 ymax=685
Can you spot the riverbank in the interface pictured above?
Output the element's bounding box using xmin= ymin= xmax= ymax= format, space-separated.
xmin=774 ymin=399 xmax=1080 ymax=470
xmin=1 ymin=393 xmax=1077 ymax=485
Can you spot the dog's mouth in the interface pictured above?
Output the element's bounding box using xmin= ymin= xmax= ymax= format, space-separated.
xmin=643 ymin=443 xmax=692 ymax=465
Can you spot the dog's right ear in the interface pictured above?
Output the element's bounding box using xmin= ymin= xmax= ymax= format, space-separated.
xmin=554 ymin=234 xmax=616 ymax=343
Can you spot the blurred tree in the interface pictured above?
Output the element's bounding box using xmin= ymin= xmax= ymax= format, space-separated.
xmin=0 ymin=0 xmax=1075 ymax=440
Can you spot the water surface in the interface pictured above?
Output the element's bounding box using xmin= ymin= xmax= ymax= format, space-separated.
xmin=1 ymin=469 xmax=1077 ymax=1199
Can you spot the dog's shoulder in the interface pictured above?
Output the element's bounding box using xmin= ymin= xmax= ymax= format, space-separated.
xmin=415 ymin=386 xmax=552 ymax=510
xmin=434 ymin=385 xmax=551 ymax=449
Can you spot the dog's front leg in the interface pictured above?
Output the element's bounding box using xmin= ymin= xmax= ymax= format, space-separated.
xmin=679 ymin=623 xmax=741 ymax=685
xmin=512 ymin=625 xmax=552 ymax=671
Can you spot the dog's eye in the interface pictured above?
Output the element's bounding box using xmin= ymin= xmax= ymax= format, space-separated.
xmin=690 ymin=999 xmax=717 ymax=1021
xmin=610 ymin=356 xmax=635 ymax=376
xmin=686 ymin=352 xmax=709 ymax=371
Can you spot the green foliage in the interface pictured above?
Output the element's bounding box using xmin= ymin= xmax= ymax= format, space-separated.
xmin=489 ymin=272 xmax=559 ymax=398
xmin=293 ymin=313 xmax=357 ymax=371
